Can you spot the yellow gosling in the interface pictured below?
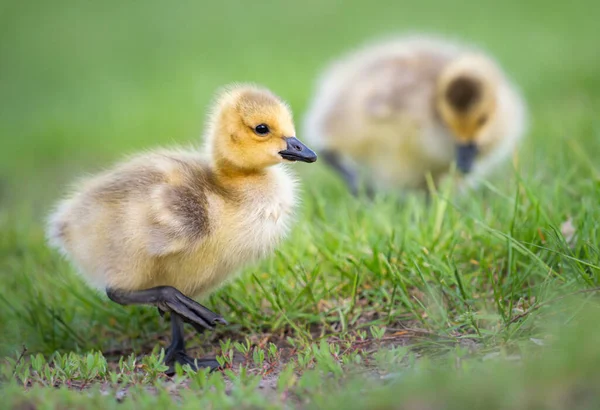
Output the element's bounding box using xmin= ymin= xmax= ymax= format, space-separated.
xmin=303 ymin=35 xmax=527 ymax=195
xmin=47 ymin=84 xmax=317 ymax=372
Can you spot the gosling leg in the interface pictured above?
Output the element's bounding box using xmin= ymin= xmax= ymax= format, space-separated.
xmin=106 ymin=286 xmax=227 ymax=330
xmin=322 ymin=150 xmax=374 ymax=198
xmin=321 ymin=150 xmax=360 ymax=196
xmin=106 ymin=286 xmax=225 ymax=373
xmin=163 ymin=313 xmax=220 ymax=374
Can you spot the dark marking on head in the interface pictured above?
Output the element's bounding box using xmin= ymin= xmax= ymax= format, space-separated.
xmin=446 ymin=76 xmax=482 ymax=112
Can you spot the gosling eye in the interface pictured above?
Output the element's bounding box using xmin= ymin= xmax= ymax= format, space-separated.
xmin=254 ymin=124 xmax=270 ymax=136
xmin=477 ymin=115 xmax=488 ymax=126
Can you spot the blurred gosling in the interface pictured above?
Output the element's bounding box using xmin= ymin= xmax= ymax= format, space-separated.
xmin=303 ymin=35 xmax=527 ymax=195
xmin=47 ymin=84 xmax=317 ymax=372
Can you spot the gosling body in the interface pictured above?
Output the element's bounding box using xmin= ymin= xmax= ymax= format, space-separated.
xmin=48 ymin=150 xmax=296 ymax=297
xmin=47 ymin=84 xmax=317 ymax=371
xmin=303 ymin=35 xmax=527 ymax=193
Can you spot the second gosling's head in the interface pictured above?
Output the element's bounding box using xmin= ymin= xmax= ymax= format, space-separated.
xmin=208 ymin=84 xmax=317 ymax=172
xmin=436 ymin=55 xmax=499 ymax=173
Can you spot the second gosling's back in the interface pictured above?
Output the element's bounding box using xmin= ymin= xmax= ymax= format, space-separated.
xmin=303 ymin=35 xmax=527 ymax=193
xmin=47 ymin=84 xmax=317 ymax=298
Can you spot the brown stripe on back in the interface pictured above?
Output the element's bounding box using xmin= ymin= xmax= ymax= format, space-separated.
xmin=162 ymin=183 xmax=210 ymax=240
xmin=90 ymin=167 xmax=164 ymax=203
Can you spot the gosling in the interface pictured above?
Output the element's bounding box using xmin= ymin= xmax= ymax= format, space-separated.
xmin=303 ymin=35 xmax=527 ymax=195
xmin=47 ymin=84 xmax=317 ymax=372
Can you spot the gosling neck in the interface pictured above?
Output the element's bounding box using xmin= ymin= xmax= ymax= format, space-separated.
xmin=211 ymin=156 xmax=270 ymax=189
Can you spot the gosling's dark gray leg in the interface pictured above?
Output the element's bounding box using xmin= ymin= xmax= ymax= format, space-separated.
xmin=106 ymin=286 xmax=225 ymax=373
xmin=106 ymin=286 xmax=227 ymax=330
xmin=163 ymin=313 xmax=220 ymax=374
xmin=322 ymin=150 xmax=361 ymax=196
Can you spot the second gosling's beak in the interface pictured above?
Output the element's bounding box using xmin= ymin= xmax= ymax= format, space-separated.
xmin=456 ymin=142 xmax=478 ymax=173
xmin=279 ymin=137 xmax=317 ymax=163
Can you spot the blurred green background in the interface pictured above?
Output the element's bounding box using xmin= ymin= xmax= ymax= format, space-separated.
xmin=1 ymin=0 xmax=599 ymax=201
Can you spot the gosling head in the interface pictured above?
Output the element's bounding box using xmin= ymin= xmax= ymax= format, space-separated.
xmin=436 ymin=55 xmax=499 ymax=174
xmin=208 ymin=84 xmax=317 ymax=173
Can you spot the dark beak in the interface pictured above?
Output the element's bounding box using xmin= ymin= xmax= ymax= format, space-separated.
xmin=456 ymin=142 xmax=478 ymax=173
xmin=279 ymin=137 xmax=317 ymax=163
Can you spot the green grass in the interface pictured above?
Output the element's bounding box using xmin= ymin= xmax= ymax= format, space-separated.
xmin=1 ymin=0 xmax=600 ymax=408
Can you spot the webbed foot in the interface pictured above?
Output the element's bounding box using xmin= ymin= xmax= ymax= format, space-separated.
xmin=164 ymin=349 xmax=220 ymax=375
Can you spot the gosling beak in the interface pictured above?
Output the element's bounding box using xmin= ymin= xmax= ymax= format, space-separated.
xmin=456 ymin=142 xmax=478 ymax=173
xmin=279 ymin=137 xmax=317 ymax=163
